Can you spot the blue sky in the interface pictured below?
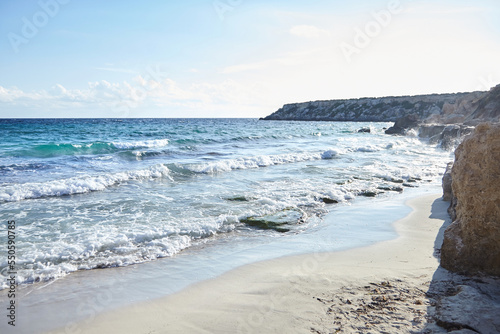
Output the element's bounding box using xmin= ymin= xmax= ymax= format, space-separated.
xmin=1 ymin=0 xmax=500 ymax=118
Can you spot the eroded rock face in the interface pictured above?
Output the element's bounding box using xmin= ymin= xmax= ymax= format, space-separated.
xmin=419 ymin=124 xmax=475 ymax=150
xmin=441 ymin=123 xmax=500 ymax=276
xmin=440 ymin=125 xmax=475 ymax=151
xmin=261 ymin=84 xmax=500 ymax=125
xmin=262 ymin=92 xmax=480 ymax=122
xmin=385 ymin=114 xmax=420 ymax=135
xmin=442 ymin=162 xmax=453 ymax=201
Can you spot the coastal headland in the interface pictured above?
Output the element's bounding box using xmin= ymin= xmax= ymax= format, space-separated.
xmin=262 ymin=84 xmax=500 ymax=124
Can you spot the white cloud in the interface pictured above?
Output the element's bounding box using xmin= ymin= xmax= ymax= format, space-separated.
xmin=0 ymin=86 xmax=26 ymax=102
xmin=222 ymin=49 xmax=321 ymax=74
xmin=290 ymin=25 xmax=330 ymax=39
xmin=0 ymin=76 xmax=275 ymax=118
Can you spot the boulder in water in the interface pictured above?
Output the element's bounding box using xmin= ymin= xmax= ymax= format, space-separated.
xmin=241 ymin=209 xmax=304 ymax=233
xmin=385 ymin=114 xmax=420 ymax=135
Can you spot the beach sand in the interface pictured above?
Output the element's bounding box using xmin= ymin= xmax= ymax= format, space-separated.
xmin=49 ymin=194 xmax=451 ymax=334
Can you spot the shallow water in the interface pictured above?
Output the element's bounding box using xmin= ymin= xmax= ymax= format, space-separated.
xmin=0 ymin=118 xmax=452 ymax=289
xmin=0 ymin=187 xmax=439 ymax=334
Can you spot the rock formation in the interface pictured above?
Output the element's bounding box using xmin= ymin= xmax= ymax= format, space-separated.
xmin=426 ymin=84 xmax=500 ymax=125
xmin=441 ymin=162 xmax=453 ymax=202
xmin=441 ymin=123 xmax=500 ymax=276
xmin=384 ymin=114 xmax=420 ymax=135
xmin=418 ymin=124 xmax=475 ymax=150
xmin=262 ymin=92 xmax=480 ymax=122
xmin=461 ymin=84 xmax=500 ymax=124
xmin=261 ymin=84 xmax=500 ymax=125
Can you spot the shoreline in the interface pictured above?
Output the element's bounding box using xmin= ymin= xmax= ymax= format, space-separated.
xmin=48 ymin=193 xmax=451 ymax=334
xmin=0 ymin=188 xmax=438 ymax=334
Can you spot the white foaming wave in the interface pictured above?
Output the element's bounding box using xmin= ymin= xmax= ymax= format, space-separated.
xmin=0 ymin=214 xmax=238 ymax=289
xmin=355 ymin=145 xmax=383 ymax=153
xmin=111 ymin=139 xmax=169 ymax=149
xmin=0 ymin=237 xmax=192 ymax=289
xmin=321 ymin=149 xmax=341 ymax=159
xmin=406 ymin=129 xmax=418 ymax=137
xmin=186 ymin=150 xmax=343 ymax=174
xmin=319 ymin=188 xmax=355 ymax=202
xmin=0 ymin=164 xmax=172 ymax=202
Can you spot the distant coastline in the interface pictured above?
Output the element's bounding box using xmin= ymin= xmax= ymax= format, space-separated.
xmin=262 ymin=85 xmax=500 ymax=126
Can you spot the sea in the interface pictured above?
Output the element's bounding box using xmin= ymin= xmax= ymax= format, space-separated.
xmin=0 ymin=118 xmax=454 ymax=291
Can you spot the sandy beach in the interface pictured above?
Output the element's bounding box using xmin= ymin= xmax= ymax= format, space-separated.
xmin=47 ymin=193 xmax=453 ymax=334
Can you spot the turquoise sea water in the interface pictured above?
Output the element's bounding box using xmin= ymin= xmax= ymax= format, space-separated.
xmin=0 ymin=118 xmax=452 ymax=289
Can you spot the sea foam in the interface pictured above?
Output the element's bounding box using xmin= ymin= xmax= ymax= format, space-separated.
xmin=111 ymin=139 xmax=169 ymax=149
xmin=0 ymin=164 xmax=172 ymax=202
xmin=185 ymin=150 xmax=341 ymax=174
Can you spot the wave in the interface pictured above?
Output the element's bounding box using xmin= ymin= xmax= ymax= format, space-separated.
xmin=355 ymin=144 xmax=385 ymax=153
xmin=1 ymin=149 xmax=344 ymax=202
xmin=0 ymin=164 xmax=172 ymax=202
xmin=0 ymin=214 xmax=239 ymax=289
xmin=111 ymin=139 xmax=169 ymax=149
xmin=8 ymin=139 xmax=170 ymax=158
xmin=183 ymin=150 xmax=341 ymax=174
xmin=321 ymin=149 xmax=341 ymax=159
xmin=3 ymin=146 xmax=413 ymax=202
xmin=0 ymin=162 xmax=50 ymax=172
xmin=2 ymin=144 xmax=413 ymax=203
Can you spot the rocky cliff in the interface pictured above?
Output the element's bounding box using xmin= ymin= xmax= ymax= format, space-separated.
xmin=441 ymin=123 xmax=500 ymax=276
xmin=262 ymin=84 xmax=500 ymax=124
xmin=427 ymin=84 xmax=500 ymax=125
xmin=466 ymin=84 xmax=500 ymax=123
xmin=262 ymin=92 xmax=486 ymax=122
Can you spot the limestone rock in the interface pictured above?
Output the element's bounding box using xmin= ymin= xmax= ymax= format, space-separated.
xmin=419 ymin=124 xmax=475 ymax=150
xmin=419 ymin=124 xmax=446 ymax=138
xmin=448 ymin=193 xmax=458 ymax=222
xmin=442 ymin=162 xmax=453 ymax=201
xmin=441 ymin=123 xmax=500 ymax=276
xmin=262 ymin=92 xmax=482 ymax=122
xmin=321 ymin=197 xmax=339 ymax=204
xmin=465 ymin=84 xmax=500 ymax=124
xmin=240 ymin=208 xmax=305 ymax=233
xmin=435 ymin=285 xmax=500 ymax=333
xmin=261 ymin=84 xmax=500 ymax=124
xmin=440 ymin=125 xmax=474 ymax=151
xmin=385 ymin=114 xmax=420 ymax=135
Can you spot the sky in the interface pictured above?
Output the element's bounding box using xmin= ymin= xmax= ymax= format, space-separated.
xmin=1 ymin=0 xmax=500 ymax=118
